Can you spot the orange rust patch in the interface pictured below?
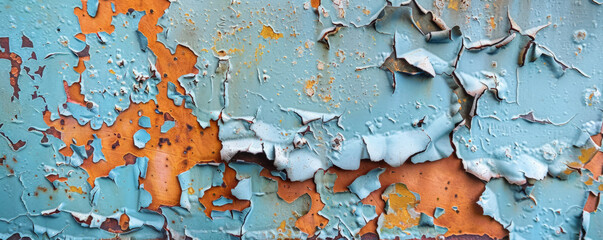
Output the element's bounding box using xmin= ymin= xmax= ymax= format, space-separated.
xmin=199 ymin=165 xmax=251 ymax=217
xmin=75 ymin=0 xmax=117 ymax=34
xmin=45 ymin=103 xmax=221 ymax=210
xmin=63 ymin=81 xmax=85 ymax=105
xmin=51 ymin=0 xmax=221 ymax=210
xmin=119 ymin=213 xmax=130 ymax=231
xmin=584 ymin=192 xmax=600 ymax=213
xmin=260 ymin=25 xmax=284 ymax=40
xmin=45 ymin=174 xmax=68 ymax=183
xmin=328 ymin=156 xmax=507 ymax=238
xmin=584 ymin=146 xmax=602 ymax=177
xmin=59 ymin=2 xmax=521 ymax=239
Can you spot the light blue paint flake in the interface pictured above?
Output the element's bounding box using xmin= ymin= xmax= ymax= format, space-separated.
xmin=138 ymin=116 xmax=152 ymax=128
xmin=434 ymin=207 xmax=445 ymax=219
xmin=314 ymin=169 xmax=377 ymax=239
xmin=161 ymin=120 xmax=175 ymax=133
xmin=90 ymin=134 xmax=105 ymax=163
xmin=348 ymin=168 xmax=385 ymax=199
xmin=212 ymin=196 xmax=233 ymax=207
xmin=133 ymin=129 xmax=151 ymax=148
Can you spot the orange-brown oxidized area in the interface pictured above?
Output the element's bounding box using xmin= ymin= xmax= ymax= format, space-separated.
xmin=1 ymin=0 xmax=603 ymax=239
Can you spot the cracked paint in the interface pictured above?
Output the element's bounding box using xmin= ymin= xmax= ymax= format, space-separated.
xmin=1 ymin=0 xmax=603 ymax=239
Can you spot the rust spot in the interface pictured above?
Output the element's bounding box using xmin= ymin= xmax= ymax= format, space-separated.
xmin=164 ymin=112 xmax=175 ymax=121
xmin=111 ymin=140 xmax=120 ymax=149
xmin=46 ymin=174 xmax=68 ymax=183
xmin=325 ymin=156 xmax=507 ymax=238
xmin=100 ymin=218 xmax=125 ymax=233
xmin=123 ymin=153 xmax=138 ymax=165
xmin=21 ymin=35 xmax=33 ymax=48
xmin=119 ymin=213 xmax=130 ymax=231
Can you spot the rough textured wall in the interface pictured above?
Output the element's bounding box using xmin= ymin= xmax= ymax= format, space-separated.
xmin=1 ymin=0 xmax=602 ymax=239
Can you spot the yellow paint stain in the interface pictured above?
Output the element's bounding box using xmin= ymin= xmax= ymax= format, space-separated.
xmin=588 ymin=92 xmax=595 ymax=106
xmin=579 ymin=147 xmax=598 ymax=164
xmin=108 ymin=69 xmax=116 ymax=75
xmin=254 ymin=43 xmax=265 ymax=62
xmin=210 ymin=31 xmax=245 ymax=56
xmin=362 ymin=8 xmax=371 ymax=15
xmin=380 ymin=183 xmax=420 ymax=230
xmin=260 ymin=25 xmax=284 ymax=40
xmin=211 ymin=46 xmax=244 ymax=56
xmin=188 ymin=187 xmax=195 ymax=195
xmin=448 ymin=0 xmax=460 ymax=11
xmin=585 ymin=177 xmax=594 ymax=186
xmin=277 ymin=220 xmax=287 ymax=232
xmin=488 ymin=17 xmax=497 ymax=29
xmin=319 ymin=94 xmax=332 ymax=103
xmin=567 ymin=161 xmax=583 ymax=169
xmin=69 ymin=186 xmax=84 ymax=194
xmin=599 ymin=184 xmax=603 ymax=191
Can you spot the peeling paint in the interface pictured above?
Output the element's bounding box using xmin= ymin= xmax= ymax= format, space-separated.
xmin=2 ymin=0 xmax=603 ymax=239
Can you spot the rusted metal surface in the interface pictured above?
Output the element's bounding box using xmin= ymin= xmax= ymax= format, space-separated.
xmin=1 ymin=0 xmax=603 ymax=239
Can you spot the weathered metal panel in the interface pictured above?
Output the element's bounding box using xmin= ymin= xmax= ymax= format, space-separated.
xmin=1 ymin=0 xmax=602 ymax=239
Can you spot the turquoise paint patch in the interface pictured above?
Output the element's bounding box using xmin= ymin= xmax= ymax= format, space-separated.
xmin=162 ymin=163 xmax=245 ymax=239
xmin=348 ymin=168 xmax=385 ymax=199
xmin=160 ymin=120 xmax=175 ymax=133
xmin=138 ymin=116 xmax=151 ymax=128
xmin=61 ymin=11 xmax=160 ymax=129
xmin=434 ymin=207 xmax=445 ymax=219
xmin=158 ymin=0 xmax=462 ymax=181
xmin=90 ymin=134 xmax=105 ymax=163
xmin=229 ymin=162 xmax=311 ymax=239
xmin=1 ymin=0 xmax=603 ymax=239
xmin=213 ymin=196 xmax=233 ymax=207
xmin=583 ymin=199 xmax=603 ymax=240
xmin=479 ymin=172 xmax=588 ymax=239
xmin=133 ymin=129 xmax=151 ymax=148
xmin=314 ymin=169 xmax=377 ymax=239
